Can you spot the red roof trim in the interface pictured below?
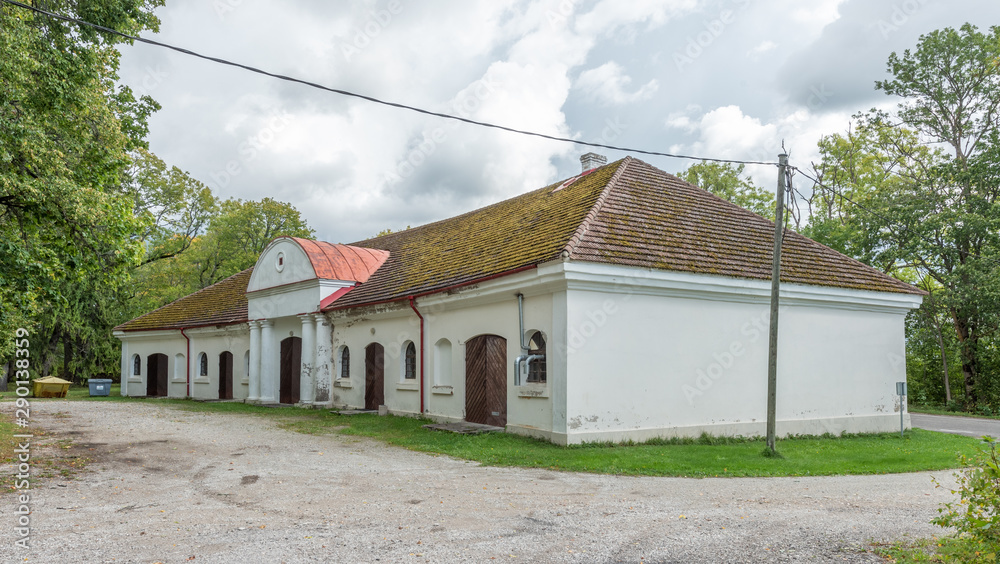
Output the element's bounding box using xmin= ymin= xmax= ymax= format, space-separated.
xmin=319 ymin=285 xmax=356 ymax=310
xmin=323 ymin=264 xmax=537 ymax=312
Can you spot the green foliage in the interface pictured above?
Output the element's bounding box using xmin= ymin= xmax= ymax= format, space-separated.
xmin=677 ymin=161 xmax=775 ymax=220
xmin=0 ymin=0 xmax=162 ymax=363
xmin=933 ymin=437 xmax=1000 ymax=549
xmin=167 ymin=197 xmax=315 ymax=292
xmin=806 ymin=24 xmax=1000 ymax=409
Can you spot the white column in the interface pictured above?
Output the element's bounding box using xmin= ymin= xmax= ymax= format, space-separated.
xmin=299 ymin=314 xmax=317 ymax=405
xmin=120 ymin=340 xmax=129 ymax=397
xmin=248 ymin=321 xmax=261 ymax=402
xmin=259 ymin=320 xmax=276 ymax=403
xmin=313 ymin=314 xmax=333 ymax=407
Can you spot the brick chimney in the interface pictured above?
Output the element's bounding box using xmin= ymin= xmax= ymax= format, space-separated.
xmin=580 ymin=152 xmax=607 ymax=172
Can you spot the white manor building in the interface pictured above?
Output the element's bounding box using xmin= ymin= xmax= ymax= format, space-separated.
xmin=114 ymin=156 xmax=923 ymax=445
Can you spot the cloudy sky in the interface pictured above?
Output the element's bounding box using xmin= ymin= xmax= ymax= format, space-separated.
xmin=117 ymin=0 xmax=999 ymax=244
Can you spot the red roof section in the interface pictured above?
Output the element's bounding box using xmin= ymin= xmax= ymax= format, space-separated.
xmin=290 ymin=238 xmax=389 ymax=283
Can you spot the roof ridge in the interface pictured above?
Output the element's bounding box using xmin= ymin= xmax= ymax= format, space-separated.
xmin=561 ymin=156 xmax=632 ymax=258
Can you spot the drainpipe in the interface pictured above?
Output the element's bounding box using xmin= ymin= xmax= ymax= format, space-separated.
xmin=514 ymin=294 xmax=545 ymax=385
xmin=409 ymin=297 xmax=425 ymax=414
xmin=181 ymin=328 xmax=191 ymax=398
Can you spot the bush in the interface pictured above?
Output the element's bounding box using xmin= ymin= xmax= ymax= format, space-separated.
xmin=932 ymin=437 xmax=1000 ymax=546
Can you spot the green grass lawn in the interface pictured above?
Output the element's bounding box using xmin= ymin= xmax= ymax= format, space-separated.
xmin=876 ymin=535 xmax=1000 ymax=563
xmin=0 ymin=388 xmax=984 ymax=477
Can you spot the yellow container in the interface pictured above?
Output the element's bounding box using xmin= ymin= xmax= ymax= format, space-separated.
xmin=32 ymin=376 xmax=72 ymax=398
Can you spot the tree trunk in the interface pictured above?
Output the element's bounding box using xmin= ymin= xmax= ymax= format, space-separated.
xmin=63 ymin=331 xmax=74 ymax=384
xmin=0 ymin=359 xmax=10 ymax=392
xmin=930 ymin=315 xmax=952 ymax=404
xmin=952 ymin=313 xmax=978 ymax=408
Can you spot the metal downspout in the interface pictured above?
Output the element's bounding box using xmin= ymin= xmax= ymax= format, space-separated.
xmin=515 ymin=294 xmax=545 ymax=385
xmin=409 ymin=297 xmax=425 ymax=414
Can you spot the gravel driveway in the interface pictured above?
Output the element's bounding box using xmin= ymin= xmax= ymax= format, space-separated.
xmin=0 ymin=402 xmax=959 ymax=563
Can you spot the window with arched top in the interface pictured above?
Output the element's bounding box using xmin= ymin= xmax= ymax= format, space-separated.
xmin=339 ymin=346 xmax=350 ymax=379
xmin=403 ymin=342 xmax=417 ymax=380
xmin=199 ymin=352 xmax=208 ymax=377
xmin=132 ymin=354 xmax=141 ymax=376
xmin=527 ymin=331 xmax=546 ymax=384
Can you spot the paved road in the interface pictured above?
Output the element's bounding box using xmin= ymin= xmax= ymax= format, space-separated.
xmin=911 ymin=413 xmax=1000 ymax=439
xmin=0 ymin=402 xmax=962 ymax=563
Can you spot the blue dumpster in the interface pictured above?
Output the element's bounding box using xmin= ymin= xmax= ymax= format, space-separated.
xmin=88 ymin=379 xmax=112 ymax=397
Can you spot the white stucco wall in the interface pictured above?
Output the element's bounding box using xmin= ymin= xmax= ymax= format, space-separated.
xmin=186 ymin=326 xmax=251 ymax=400
xmin=116 ymin=326 xmax=250 ymax=400
xmin=557 ymin=262 xmax=921 ymax=444
xmin=326 ymin=270 xmax=557 ymax=435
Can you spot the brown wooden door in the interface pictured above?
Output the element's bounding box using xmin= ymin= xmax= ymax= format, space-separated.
xmin=147 ymin=354 xmax=167 ymax=397
xmin=365 ymin=343 xmax=385 ymax=410
xmin=465 ymin=335 xmax=507 ymax=427
xmin=218 ymin=351 xmax=233 ymax=400
xmin=280 ymin=337 xmax=301 ymax=404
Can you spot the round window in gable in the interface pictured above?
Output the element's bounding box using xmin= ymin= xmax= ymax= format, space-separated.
xmin=275 ymin=251 xmax=285 ymax=272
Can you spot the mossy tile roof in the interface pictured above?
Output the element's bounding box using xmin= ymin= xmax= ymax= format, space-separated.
xmin=329 ymin=162 xmax=621 ymax=308
xmin=567 ymin=158 xmax=923 ymax=295
xmin=115 ymin=268 xmax=253 ymax=332
xmin=118 ymin=156 xmax=923 ymax=332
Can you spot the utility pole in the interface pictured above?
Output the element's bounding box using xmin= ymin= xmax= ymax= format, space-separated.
xmin=766 ymin=153 xmax=788 ymax=454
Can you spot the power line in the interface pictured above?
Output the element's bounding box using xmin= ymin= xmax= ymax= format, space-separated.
xmin=0 ymin=0 xmax=779 ymax=167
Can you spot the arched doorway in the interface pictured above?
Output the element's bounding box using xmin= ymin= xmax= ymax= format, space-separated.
xmin=280 ymin=337 xmax=301 ymax=404
xmin=218 ymin=351 xmax=234 ymax=400
xmin=365 ymin=343 xmax=385 ymax=410
xmin=146 ymin=354 xmax=168 ymax=397
xmin=465 ymin=334 xmax=507 ymax=427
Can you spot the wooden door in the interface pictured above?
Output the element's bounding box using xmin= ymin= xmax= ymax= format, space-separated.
xmin=218 ymin=351 xmax=233 ymax=400
xmin=365 ymin=343 xmax=385 ymax=410
xmin=146 ymin=354 xmax=167 ymax=397
xmin=465 ymin=335 xmax=507 ymax=427
xmin=280 ymin=337 xmax=301 ymax=404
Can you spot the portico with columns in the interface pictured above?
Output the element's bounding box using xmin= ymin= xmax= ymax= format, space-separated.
xmin=244 ymin=237 xmax=389 ymax=406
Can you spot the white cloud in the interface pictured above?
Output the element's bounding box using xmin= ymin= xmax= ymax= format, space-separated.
xmin=575 ymin=61 xmax=659 ymax=105
xmin=747 ymin=40 xmax=777 ymax=60
xmin=114 ymin=0 xmax=1000 ymax=244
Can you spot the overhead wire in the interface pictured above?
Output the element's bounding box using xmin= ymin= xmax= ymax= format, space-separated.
xmin=0 ymin=0 xmax=779 ymax=167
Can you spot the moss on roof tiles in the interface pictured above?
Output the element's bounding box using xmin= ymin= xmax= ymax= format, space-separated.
xmin=118 ymin=157 xmax=923 ymax=332
xmin=569 ymin=159 xmax=923 ymax=295
xmin=331 ymin=162 xmax=621 ymax=308
xmin=115 ymin=268 xmax=253 ymax=332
